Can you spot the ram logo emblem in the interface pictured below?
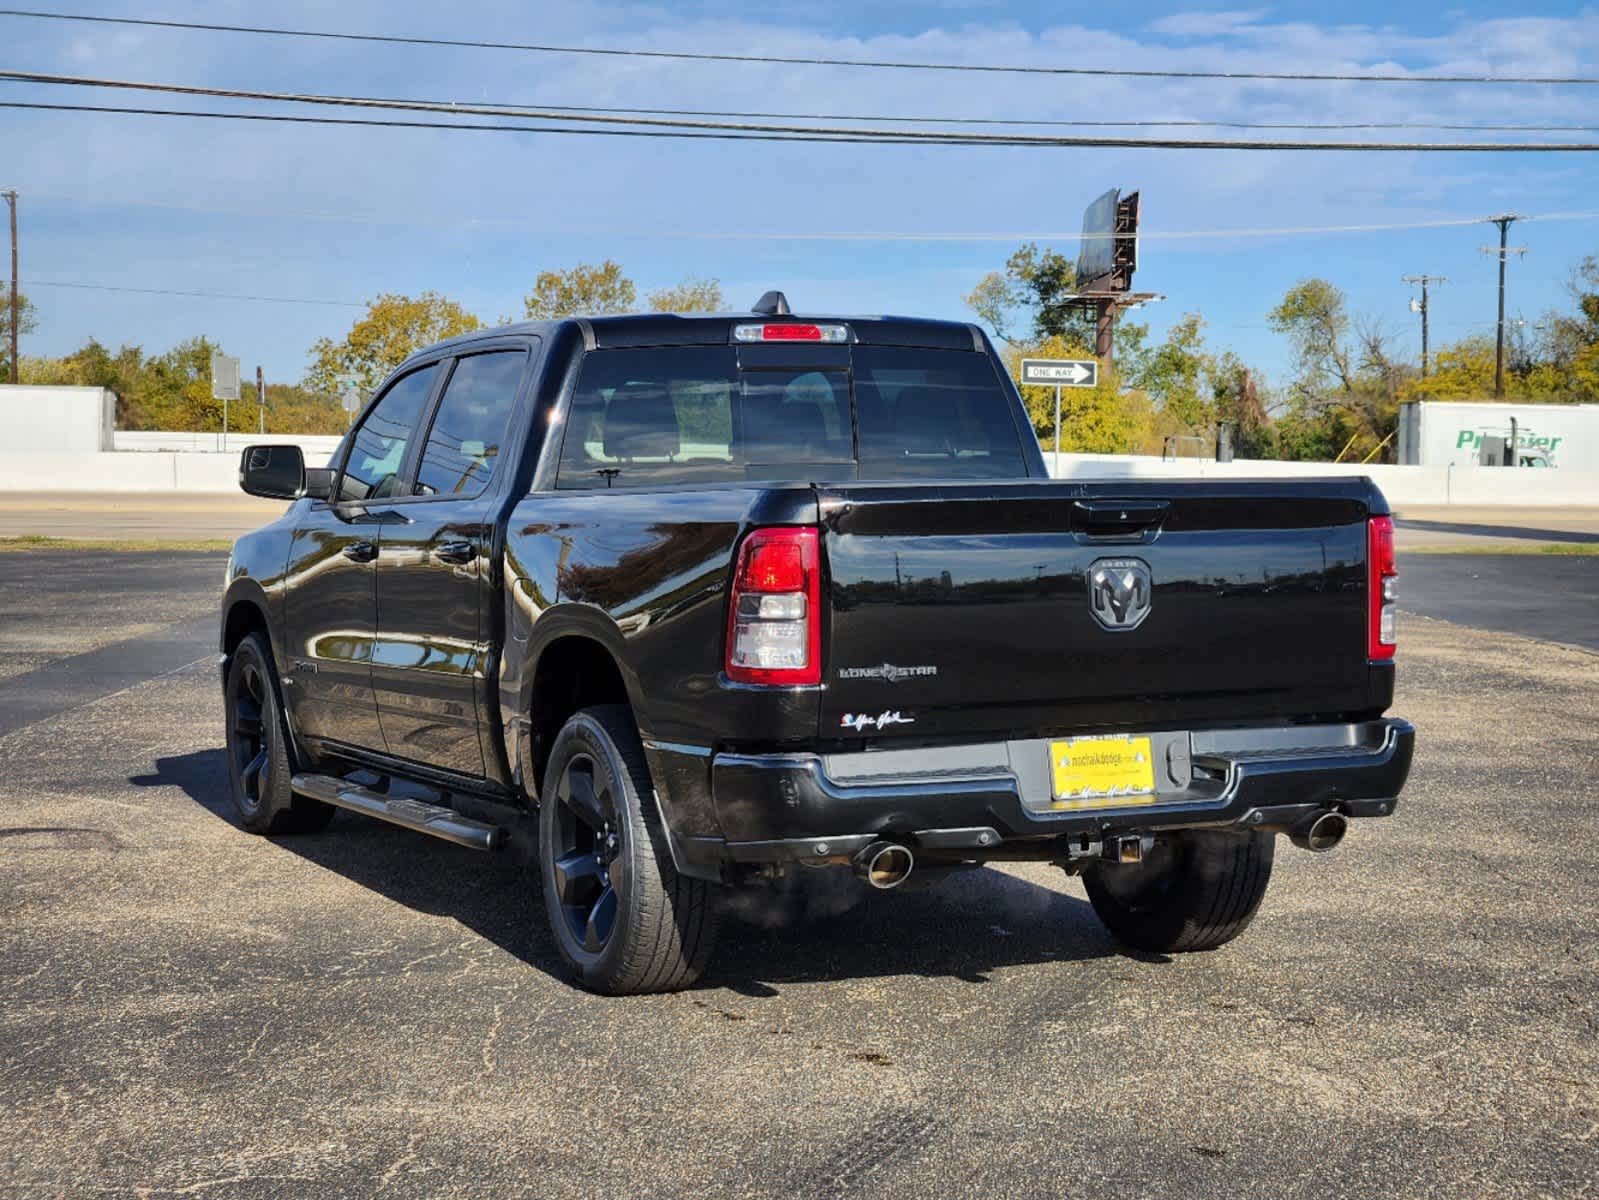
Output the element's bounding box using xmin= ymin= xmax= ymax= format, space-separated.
xmin=1087 ymin=558 xmax=1153 ymax=631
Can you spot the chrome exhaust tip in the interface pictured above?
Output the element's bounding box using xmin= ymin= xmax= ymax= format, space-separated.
xmin=854 ymin=841 xmax=915 ymax=889
xmin=1290 ymin=811 xmax=1348 ymax=853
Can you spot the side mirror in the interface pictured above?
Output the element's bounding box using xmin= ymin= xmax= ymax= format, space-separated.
xmin=239 ymin=444 xmax=307 ymax=500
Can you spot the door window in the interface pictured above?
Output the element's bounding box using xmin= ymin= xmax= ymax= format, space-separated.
xmin=413 ymin=351 xmax=524 ymax=497
xmin=339 ymin=364 xmax=440 ymax=501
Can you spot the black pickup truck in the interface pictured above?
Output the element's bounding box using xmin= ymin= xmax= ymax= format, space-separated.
xmin=222 ymin=294 xmax=1414 ymax=994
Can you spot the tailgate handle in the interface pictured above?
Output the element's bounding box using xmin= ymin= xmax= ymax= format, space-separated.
xmin=1072 ymin=500 xmax=1170 ymax=540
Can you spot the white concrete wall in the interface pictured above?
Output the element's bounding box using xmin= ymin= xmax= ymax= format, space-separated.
xmin=0 ymin=442 xmax=1594 ymax=503
xmin=0 ymin=386 xmax=115 ymax=452
xmin=0 ymin=435 xmax=344 ymax=492
xmin=112 ymin=431 xmax=344 ymax=459
xmin=1043 ymin=452 xmax=1599 ymax=507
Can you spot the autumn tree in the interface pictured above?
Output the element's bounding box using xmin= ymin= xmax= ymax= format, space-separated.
xmin=1268 ymin=279 xmax=1355 ymax=403
xmin=523 ymin=260 xmax=635 ymax=320
xmin=1268 ymin=279 xmax=1408 ymax=462
xmin=306 ymin=292 xmax=481 ymax=397
xmin=1002 ymin=334 xmax=1148 ymax=455
xmin=647 ymin=276 xmax=724 ymax=313
xmin=1518 ymin=255 xmax=1599 ymax=402
xmin=1209 ymin=351 xmax=1276 ymax=459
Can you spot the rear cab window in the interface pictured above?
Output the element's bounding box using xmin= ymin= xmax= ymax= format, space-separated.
xmin=555 ymin=344 xmax=1028 ymax=488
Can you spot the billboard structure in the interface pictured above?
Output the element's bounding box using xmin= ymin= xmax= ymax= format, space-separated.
xmin=1075 ymin=188 xmax=1140 ymax=295
xmin=1062 ymin=189 xmax=1158 ymax=366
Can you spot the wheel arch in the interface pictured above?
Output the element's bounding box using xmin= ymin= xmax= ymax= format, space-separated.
xmin=220 ymin=581 xmax=306 ymax=768
xmin=222 ymin=591 xmax=273 ymax=659
xmin=520 ymin=615 xmax=644 ymax=801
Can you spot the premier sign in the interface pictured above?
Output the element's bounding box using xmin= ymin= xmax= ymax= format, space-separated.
xmin=1397 ymin=400 xmax=1598 ymax=471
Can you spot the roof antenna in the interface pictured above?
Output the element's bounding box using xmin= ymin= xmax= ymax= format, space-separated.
xmin=752 ymin=290 xmax=790 ymax=316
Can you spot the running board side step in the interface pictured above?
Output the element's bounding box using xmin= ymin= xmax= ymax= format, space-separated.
xmin=291 ymin=773 xmax=505 ymax=851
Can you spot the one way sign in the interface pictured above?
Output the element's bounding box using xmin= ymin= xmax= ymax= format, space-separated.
xmin=1021 ymin=358 xmax=1098 ymax=388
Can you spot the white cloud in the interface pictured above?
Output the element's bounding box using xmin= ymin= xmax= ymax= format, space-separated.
xmin=1147 ymin=10 xmax=1269 ymax=38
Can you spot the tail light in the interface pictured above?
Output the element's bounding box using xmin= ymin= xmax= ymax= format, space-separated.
xmin=732 ymin=322 xmax=849 ymax=343
xmin=1368 ymin=515 xmax=1397 ymax=661
xmin=726 ymin=527 xmax=821 ymax=685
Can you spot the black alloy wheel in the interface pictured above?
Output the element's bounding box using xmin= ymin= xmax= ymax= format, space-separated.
xmin=228 ymin=654 xmax=273 ymax=819
xmin=223 ymin=632 xmax=333 ymax=835
xmin=537 ymin=706 xmax=719 ymax=994
xmin=548 ymin=754 xmax=625 ymax=954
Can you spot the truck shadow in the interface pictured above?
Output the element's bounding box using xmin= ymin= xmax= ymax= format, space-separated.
xmin=134 ymin=749 xmax=1140 ymax=995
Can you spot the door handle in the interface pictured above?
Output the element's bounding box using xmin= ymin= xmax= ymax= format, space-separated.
xmin=1071 ymin=500 xmax=1170 ymax=541
xmin=435 ymin=539 xmax=476 ymax=565
xmin=343 ymin=540 xmax=378 ymax=563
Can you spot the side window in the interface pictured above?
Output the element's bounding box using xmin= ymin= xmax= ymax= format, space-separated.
xmin=413 ymin=351 xmax=524 ymax=497
xmin=339 ymin=364 xmax=439 ymax=501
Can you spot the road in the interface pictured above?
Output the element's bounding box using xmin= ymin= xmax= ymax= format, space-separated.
xmin=1 ymin=551 xmax=1595 ymax=1199
xmin=1399 ymin=553 xmax=1599 ymax=651
xmin=0 ymin=492 xmax=288 ymax=541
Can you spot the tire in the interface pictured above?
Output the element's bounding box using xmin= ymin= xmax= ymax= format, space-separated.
xmin=1083 ymin=830 xmax=1274 ymax=953
xmin=538 ymin=705 xmax=719 ymax=994
xmin=223 ymin=633 xmax=334 ymax=836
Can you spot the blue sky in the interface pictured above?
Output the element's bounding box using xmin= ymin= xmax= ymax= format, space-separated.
xmin=4 ymin=2 xmax=1599 ymax=392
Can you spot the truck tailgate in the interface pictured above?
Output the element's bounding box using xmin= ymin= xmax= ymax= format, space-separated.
xmin=818 ymin=478 xmax=1385 ymax=742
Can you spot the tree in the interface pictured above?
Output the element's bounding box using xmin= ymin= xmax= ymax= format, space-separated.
xmin=0 ymin=286 xmax=39 ymax=378
xmin=1267 ymin=279 xmax=1408 ymax=462
xmin=523 ymin=260 xmax=635 ymax=320
xmin=1529 ymin=256 xmax=1599 ymax=402
xmin=1401 ymin=334 xmax=1565 ymax=403
xmin=966 ymin=242 xmax=1143 ymax=359
xmin=1268 ymin=278 xmax=1354 ymax=403
xmin=647 ymin=277 xmax=724 ymax=313
xmin=306 ymin=292 xmax=481 ymax=397
xmin=1127 ymin=312 xmax=1211 ymax=431
xmin=1002 ymin=334 xmax=1148 ymax=455
xmin=1209 ymin=351 xmax=1277 ymax=459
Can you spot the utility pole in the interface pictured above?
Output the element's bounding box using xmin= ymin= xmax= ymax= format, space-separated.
xmin=256 ymin=366 xmax=265 ymax=434
xmin=1402 ymin=274 xmax=1445 ymax=377
xmin=4 ymin=189 xmax=17 ymax=385
xmin=1480 ymin=214 xmax=1526 ymax=400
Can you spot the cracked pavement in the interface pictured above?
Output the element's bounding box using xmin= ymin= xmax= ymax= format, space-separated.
xmin=0 ymin=550 xmax=1595 ymax=1199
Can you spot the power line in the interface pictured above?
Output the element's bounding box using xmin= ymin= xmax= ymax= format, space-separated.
xmin=40 ymin=67 xmax=1599 ymax=147
xmin=4 ymin=8 xmax=1598 ymax=86
xmin=25 ymin=278 xmax=364 ymax=307
xmin=7 ymin=91 xmax=1599 ymax=153
xmin=13 ymin=185 xmax=1599 ymax=244
xmin=367 ymin=105 xmax=1599 ymax=135
xmin=29 ymin=81 xmax=1593 ymax=135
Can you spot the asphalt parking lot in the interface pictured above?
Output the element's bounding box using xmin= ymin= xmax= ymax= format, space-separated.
xmin=2 ymin=548 xmax=1596 ymax=1199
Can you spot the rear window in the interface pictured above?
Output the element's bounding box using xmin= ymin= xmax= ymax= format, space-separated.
xmin=555 ymin=345 xmax=1027 ymax=489
xmin=854 ymin=347 xmax=1030 ymax=479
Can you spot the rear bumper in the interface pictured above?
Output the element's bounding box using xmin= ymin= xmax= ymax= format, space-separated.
xmin=653 ymin=718 xmax=1413 ymax=878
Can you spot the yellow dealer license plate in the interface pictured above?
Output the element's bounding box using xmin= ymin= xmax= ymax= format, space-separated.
xmin=1049 ymin=736 xmax=1157 ymax=810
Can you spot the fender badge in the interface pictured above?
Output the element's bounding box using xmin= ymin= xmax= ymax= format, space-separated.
xmin=838 ymin=663 xmax=937 ymax=682
xmin=841 ymin=711 xmax=914 ymax=732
